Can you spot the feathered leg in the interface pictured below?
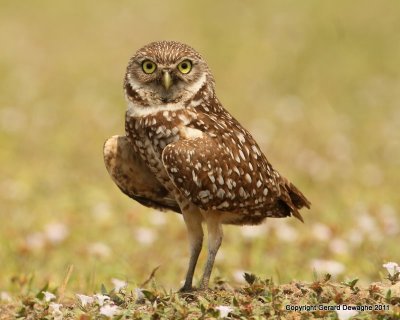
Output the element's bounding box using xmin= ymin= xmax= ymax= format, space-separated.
xmin=179 ymin=206 xmax=204 ymax=292
xmin=199 ymin=213 xmax=223 ymax=290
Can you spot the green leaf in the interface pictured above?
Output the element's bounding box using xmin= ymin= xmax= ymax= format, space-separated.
xmin=110 ymin=293 xmax=125 ymax=306
xmin=35 ymin=282 xmax=49 ymax=300
xmin=141 ymin=289 xmax=156 ymax=302
xmin=244 ymin=273 xmax=257 ymax=285
xmin=200 ymin=303 xmax=206 ymax=314
xmin=323 ymin=273 xmax=332 ymax=282
xmin=343 ymin=278 xmax=359 ymax=292
xmin=385 ymin=289 xmax=392 ymax=302
xmin=101 ymin=284 xmax=108 ymax=295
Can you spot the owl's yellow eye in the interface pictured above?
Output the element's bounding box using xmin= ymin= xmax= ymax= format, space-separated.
xmin=142 ymin=60 xmax=157 ymax=74
xmin=177 ymin=60 xmax=192 ymax=74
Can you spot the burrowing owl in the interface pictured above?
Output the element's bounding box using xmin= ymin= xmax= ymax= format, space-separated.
xmin=104 ymin=41 xmax=310 ymax=291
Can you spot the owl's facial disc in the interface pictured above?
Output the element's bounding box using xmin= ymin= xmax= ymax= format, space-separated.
xmin=140 ymin=59 xmax=199 ymax=103
xmin=126 ymin=59 xmax=205 ymax=105
xmin=125 ymin=41 xmax=215 ymax=107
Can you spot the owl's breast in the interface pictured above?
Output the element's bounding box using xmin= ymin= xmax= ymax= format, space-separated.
xmin=126 ymin=107 xmax=202 ymax=149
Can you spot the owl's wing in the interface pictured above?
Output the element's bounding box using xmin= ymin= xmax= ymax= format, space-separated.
xmin=104 ymin=135 xmax=181 ymax=213
xmin=161 ymin=125 xmax=309 ymax=220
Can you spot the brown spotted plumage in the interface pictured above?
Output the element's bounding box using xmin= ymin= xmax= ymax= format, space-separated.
xmin=104 ymin=41 xmax=310 ymax=291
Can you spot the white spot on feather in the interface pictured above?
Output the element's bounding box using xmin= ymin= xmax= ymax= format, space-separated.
xmin=183 ymin=127 xmax=203 ymax=139
xmin=199 ymin=190 xmax=210 ymax=198
xmin=226 ymin=179 xmax=233 ymax=190
xmin=208 ymin=173 xmax=216 ymax=183
xmin=239 ymin=149 xmax=246 ymax=161
xmin=251 ymin=145 xmax=261 ymax=156
xmin=216 ymin=189 xmax=225 ymax=198
xmin=217 ymin=201 xmax=229 ymax=209
xmin=236 ymin=132 xmax=246 ymax=143
xmin=245 ymin=173 xmax=252 ymax=183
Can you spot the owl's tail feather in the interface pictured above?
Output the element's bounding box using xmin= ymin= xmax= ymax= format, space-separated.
xmin=288 ymin=182 xmax=311 ymax=209
xmin=280 ymin=180 xmax=311 ymax=223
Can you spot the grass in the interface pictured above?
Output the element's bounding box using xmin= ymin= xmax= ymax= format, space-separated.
xmin=0 ymin=0 xmax=400 ymax=318
xmin=1 ymin=271 xmax=399 ymax=319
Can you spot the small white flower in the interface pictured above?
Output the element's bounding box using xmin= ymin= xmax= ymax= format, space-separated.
xmin=358 ymin=213 xmax=376 ymax=233
xmin=135 ymin=288 xmax=145 ymax=301
xmin=329 ymin=238 xmax=349 ymax=255
xmin=310 ymin=259 xmax=345 ymax=276
xmin=112 ymin=278 xmax=127 ymax=291
xmin=134 ymin=227 xmax=156 ymax=245
xmin=380 ymin=204 xmax=399 ymax=235
xmin=43 ymin=291 xmax=56 ymax=302
xmin=240 ymin=225 xmax=266 ymax=239
xmin=383 ymin=262 xmax=400 ymax=276
xmin=311 ymin=223 xmax=332 ymax=241
xmin=0 ymin=291 xmax=12 ymax=302
xmin=92 ymin=202 xmax=112 ymax=222
xmin=336 ymin=308 xmax=358 ymax=320
xmin=232 ymin=270 xmax=248 ymax=283
xmin=100 ymin=304 xmax=119 ymax=317
xmin=87 ymin=242 xmax=112 ymax=259
xmin=25 ymin=232 xmax=46 ymax=250
xmin=216 ymin=305 xmax=233 ymax=318
xmin=95 ymin=293 xmax=110 ymax=306
xmin=44 ymin=222 xmax=69 ymax=244
xmin=49 ymin=302 xmax=62 ymax=315
xmin=274 ymin=223 xmax=298 ymax=242
xmin=76 ymin=294 xmax=94 ymax=307
xmin=347 ymin=231 xmax=364 ymax=246
xmin=149 ymin=210 xmax=167 ymax=226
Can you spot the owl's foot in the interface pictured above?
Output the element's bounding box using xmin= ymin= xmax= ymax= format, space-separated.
xmin=178 ymin=285 xmax=196 ymax=293
xmin=198 ymin=281 xmax=209 ymax=291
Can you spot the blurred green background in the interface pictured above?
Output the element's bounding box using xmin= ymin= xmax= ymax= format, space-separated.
xmin=1 ymin=0 xmax=399 ymax=294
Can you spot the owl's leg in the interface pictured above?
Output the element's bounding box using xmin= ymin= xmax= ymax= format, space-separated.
xmin=199 ymin=213 xmax=223 ymax=290
xmin=179 ymin=207 xmax=204 ymax=292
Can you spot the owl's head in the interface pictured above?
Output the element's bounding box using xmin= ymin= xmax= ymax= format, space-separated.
xmin=124 ymin=41 xmax=214 ymax=106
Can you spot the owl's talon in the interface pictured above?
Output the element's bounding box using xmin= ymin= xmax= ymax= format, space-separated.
xmin=178 ymin=285 xmax=196 ymax=293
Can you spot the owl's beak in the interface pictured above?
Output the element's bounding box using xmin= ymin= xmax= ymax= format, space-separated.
xmin=162 ymin=70 xmax=172 ymax=91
